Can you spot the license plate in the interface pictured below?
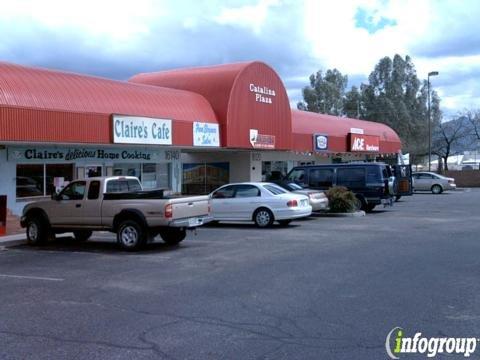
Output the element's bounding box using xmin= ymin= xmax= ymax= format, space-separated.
xmin=189 ymin=217 xmax=203 ymax=227
xmin=300 ymin=199 xmax=308 ymax=207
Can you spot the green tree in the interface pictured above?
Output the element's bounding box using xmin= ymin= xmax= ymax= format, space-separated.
xmin=432 ymin=116 xmax=470 ymax=171
xmin=297 ymin=69 xmax=347 ymax=115
xmin=360 ymin=54 xmax=440 ymax=157
xmin=297 ymin=55 xmax=442 ymax=161
xmin=344 ymin=86 xmax=362 ymax=118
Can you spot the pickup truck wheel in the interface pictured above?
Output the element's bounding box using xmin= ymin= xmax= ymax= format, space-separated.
xmin=160 ymin=228 xmax=186 ymax=245
xmin=26 ymin=217 xmax=49 ymax=245
xmin=117 ymin=220 xmax=146 ymax=251
xmin=73 ymin=230 xmax=92 ymax=242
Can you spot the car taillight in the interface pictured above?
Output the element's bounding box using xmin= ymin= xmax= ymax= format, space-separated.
xmin=287 ymin=199 xmax=298 ymax=207
xmin=164 ymin=204 xmax=173 ymax=218
xmin=208 ymin=202 xmax=211 ymax=214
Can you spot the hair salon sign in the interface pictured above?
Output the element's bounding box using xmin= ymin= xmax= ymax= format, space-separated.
xmin=193 ymin=122 xmax=220 ymax=147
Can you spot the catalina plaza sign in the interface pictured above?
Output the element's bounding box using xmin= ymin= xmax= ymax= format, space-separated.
xmin=249 ymin=83 xmax=276 ymax=104
xmin=113 ymin=115 xmax=172 ymax=145
xmin=193 ymin=122 xmax=220 ymax=147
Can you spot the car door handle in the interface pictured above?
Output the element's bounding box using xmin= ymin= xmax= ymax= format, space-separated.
xmin=75 ymin=204 xmax=81 ymax=208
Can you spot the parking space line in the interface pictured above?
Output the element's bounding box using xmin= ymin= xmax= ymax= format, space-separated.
xmin=0 ymin=274 xmax=64 ymax=281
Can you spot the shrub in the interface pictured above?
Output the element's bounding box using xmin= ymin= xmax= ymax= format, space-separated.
xmin=326 ymin=186 xmax=357 ymax=213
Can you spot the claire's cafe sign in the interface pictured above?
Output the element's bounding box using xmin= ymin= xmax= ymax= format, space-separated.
xmin=113 ymin=115 xmax=172 ymax=145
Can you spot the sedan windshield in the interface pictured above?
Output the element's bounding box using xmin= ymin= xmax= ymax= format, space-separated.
xmin=286 ymin=182 xmax=303 ymax=190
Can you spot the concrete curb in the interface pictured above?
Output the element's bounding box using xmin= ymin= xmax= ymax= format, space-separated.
xmin=314 ymin=211 xmax=366 ymax=217
xmin=0 ymin=233 xmax=27 ymax=248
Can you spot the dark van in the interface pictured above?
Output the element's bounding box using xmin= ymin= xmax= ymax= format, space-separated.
xmin=285 ymin=163 xmax=398 ymax=212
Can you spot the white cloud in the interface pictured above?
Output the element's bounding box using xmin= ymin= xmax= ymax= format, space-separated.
xmin=0 ymin=0 xmax=165 ymax=40
xmin=215 ymin=0 xmax=281 ymax=34
xmin=0 ymin=0 xmax=479 ymax=115
xmin=303 ymin=0 xmax=431 ymax=74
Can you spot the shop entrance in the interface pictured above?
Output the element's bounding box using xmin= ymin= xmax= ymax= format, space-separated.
xmin=182 ymin=162 xmax=229 ymax=195
xmin=85 ymin=165 xmax=103 ymax=178
xmin=261 ymin=161 xmax=288 ymax=181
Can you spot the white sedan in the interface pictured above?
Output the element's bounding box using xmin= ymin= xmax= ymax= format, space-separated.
xmin=209 ymin=182 xmax=312 ymax=227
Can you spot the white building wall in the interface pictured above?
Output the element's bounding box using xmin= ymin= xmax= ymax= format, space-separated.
xmin=0 ymin=148 xmax=22 ymax=215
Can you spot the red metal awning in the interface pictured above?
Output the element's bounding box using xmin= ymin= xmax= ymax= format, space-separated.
xmin=130 ymin=61 xmax=292 ymax=150
xmin=292 ymin=110 xmax=402 ymax=154
xmin=0 ymin=62 xmax=218 ymax=146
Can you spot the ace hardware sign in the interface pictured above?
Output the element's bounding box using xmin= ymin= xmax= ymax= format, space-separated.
xmin=349 ymin=133 xmax=380 ymax=152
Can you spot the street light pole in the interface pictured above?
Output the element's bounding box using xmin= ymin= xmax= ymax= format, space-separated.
xmin=427 ymin=71 xmax=439 ymax=172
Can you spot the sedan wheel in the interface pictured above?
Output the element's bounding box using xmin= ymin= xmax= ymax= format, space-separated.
xmin=254 ymin=208 xmax=274 ymax=228
xmin=431 ymin=184 xmax=442 ymax=194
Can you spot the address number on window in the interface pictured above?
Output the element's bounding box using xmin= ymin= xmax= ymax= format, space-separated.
xmin=165 ymin=151 xmax=180 ymax=160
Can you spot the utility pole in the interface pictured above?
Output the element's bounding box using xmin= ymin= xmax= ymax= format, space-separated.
xmin=427 ymin=71 xmax=439 ymax=171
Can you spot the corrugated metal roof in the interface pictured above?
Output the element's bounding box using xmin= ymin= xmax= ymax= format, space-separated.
xmin=130 ymin=61 xmax=292 ymax=150
xmin=0 ymin=61 xmax=217 ymax=122
xmin=292 ymin=110 xmax=401 ymax=153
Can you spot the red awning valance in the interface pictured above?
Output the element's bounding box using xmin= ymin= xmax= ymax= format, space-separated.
xmin=292 ymin=110 xmax=401 ymax=154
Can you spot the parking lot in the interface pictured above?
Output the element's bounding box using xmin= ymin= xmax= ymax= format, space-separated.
xmin=1 ymin=189 xmax=480 ymax=359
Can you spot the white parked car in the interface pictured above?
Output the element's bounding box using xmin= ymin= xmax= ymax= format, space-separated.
xmin=412 ymin=172 xmax=457 ymax=194
xmin=209 ymin=182 xmax=312 ymax=227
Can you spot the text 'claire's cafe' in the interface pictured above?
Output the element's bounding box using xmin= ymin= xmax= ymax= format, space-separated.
xmin=113 ymin=115 xmax=172 ymax=145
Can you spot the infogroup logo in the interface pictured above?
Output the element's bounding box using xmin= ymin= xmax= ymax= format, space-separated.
xmin=385 ymin=327 xmax=478 ymax=358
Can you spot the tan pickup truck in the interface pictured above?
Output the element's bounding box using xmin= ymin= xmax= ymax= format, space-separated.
xmin=20 ymin=176 xmax=212 ymax=251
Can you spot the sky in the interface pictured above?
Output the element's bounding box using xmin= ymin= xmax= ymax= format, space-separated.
xmin=1 ymin=0 xmax=479 ymax=118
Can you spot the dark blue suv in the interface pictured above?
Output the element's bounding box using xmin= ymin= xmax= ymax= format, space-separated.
xmin=286 ymin=163 xmax=410 ymax=212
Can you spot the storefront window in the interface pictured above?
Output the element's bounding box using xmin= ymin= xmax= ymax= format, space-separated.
xmin=16 ymin=164 xmax=74 ymax=198
xmin=46 ymin=164 xmax=74 ymax=195
xmin=16 ymin=165 xmax=44 ymax=198
xmin=183 ymin=162 xmax=229 ymax=195
xmin=85 ymin=166 xmax=103 ymax=178
xmin=143 ymin=163 xmax=170 ymax=190
xmin=112 ymin=163 xmax=171 ymax=190
xmin=113 ymin=164 xmax=141 ymax=178
xmin=262 ymin=161 xmax=288 ymax=181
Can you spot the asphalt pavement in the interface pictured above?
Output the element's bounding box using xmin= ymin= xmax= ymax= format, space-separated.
xmin=1 ymin=189 xmax=480 ymax=359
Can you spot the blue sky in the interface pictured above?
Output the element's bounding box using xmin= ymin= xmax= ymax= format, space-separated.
xmin=1 ymin=0 xmax=479 ymax=118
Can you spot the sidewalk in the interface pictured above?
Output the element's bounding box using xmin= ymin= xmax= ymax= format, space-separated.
xmin=0 ymin=233 xmax=26 ymax=248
